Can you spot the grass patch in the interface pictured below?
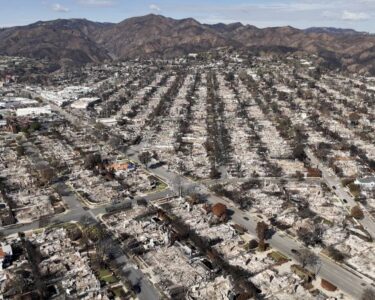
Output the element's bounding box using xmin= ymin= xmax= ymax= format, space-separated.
xmin=146 ymin=179 xmax=168 ymax=194
xmin=322 ymin=218 xmax=334 ymax=226
xmin=103 ymin=275 xmax=118 ymax=284
xmin=112 ymin=286 xmax=126 ymax=297
xmin=99 ymin=268 xmax=119 ymax=284
xmin=99 ymin=269 xmax=112 ymax=278
xmin=268 ymin=251 xmax=289 ymax=264
xmin=154 ymin=181 xmax=168 ymax=192
xmin=46 ymin=221 xmax=78 ymax=231
xmin=33 ymin=228 xmax=44 ymax=234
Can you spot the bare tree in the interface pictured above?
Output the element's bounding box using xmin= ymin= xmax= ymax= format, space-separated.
xmin=351 ymin=206 xmax=364 ymax=220
xmin=109 ymin=136 xmax=123 ymax=149
xmin=172 ymin=176 xmax=183 ymax=198
xmin=326 ymin=246 xmax=346 ymax=262
xmin=95 ymin=239 xmax=120 ymax=266
xmin=297 ymin=249 xmax=319 ymax=269
xmin=297 ymin=225 xmax=324 ymax=247
xmin=83 ymin=224 xmax=106 ymax=243
xmin=39 ymin=167 xmax=56 ymax=185
xmin=256 ymin=221 xmax=269 ymax=251
xmin=181 ymin=184 xmax=198 ymax=198
xmin=138 ymin=151 xmax=152 ymax=168
xmin=84 ymin=153 xmax=102 ymax=170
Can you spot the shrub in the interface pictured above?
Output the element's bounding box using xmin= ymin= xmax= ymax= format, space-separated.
xmin=326 ymin=246 xmax=346 ymax=262
xmin=351 ymin=206 xmax=364 ymax=220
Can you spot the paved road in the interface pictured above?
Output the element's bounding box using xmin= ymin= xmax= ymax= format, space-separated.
xmin=125 ymin=145 xmax=374 ymax=299
xmin=0 ymin=183 xmax=170 ymax=300
xmin=117 ymin=256 xmax=160 ymax=300
xmin=0 ymin=189 xmax=171 ymax=235
xmin=13 ymin=100 xmax=172 ymax=300
xmin=30 ymin=100 xmax=374 ymax=299
xmin=306 ymin=149 xmax=375 ymax=239
xmin=201 ymin=176 xmax=322 ymax=186
xmin=223 ymin=199 xmax=372 ymax=299
xmin=102 ymin=230 xmax=162 ymax=300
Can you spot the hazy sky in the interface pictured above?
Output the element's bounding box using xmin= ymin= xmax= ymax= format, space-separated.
xmin=1 ymin=0 xmax=374 ymax=32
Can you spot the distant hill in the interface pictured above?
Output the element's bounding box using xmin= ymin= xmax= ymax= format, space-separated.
xmin=303 ymin=27 xmax=368 ymax=36
xmin=92 ymin=14 xmax=232 ymax=59
xmin=0 ymin=19 xmax=112 ymax=67
xmin=0 ymin=14 xmax=375 ymax=74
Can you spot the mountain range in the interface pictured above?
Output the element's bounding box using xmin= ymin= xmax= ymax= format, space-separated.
xmin=0 ymin=14 xmax=374 ymax=74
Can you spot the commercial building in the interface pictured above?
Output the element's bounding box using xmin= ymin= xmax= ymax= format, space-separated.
xmin=71 ymin=97 xmax=100 ymax=109
xmin=16 ymin=105 xmax=52 ymax=117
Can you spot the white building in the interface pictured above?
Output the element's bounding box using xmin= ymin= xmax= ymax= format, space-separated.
xmin=16 ymin=105 xmax=52 ymax=117
xmin=355 ymin=176 xmax=375 ymax=189
xmin=97 ymin=118 xmax=117 ymax=126
xmin=71 ymin=97 xmax=100 ymax=109
xmin=2 ymin=97 xmax=39 ymax=107
xmin=41 ymin=86 xmax=92 ymax=107
xmin=41 ymin=91 xmax=69 ymax=107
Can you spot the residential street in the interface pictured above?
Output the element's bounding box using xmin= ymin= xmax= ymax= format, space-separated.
xmin=126 ymin=146 xmax=374 ymax=299
xmin=53 ymin=105 xmax=375 ymax=299
xmin=3 ymin=38 xmax=373 ymax=300
xmin=0 ymin=184 xmax=170 ymax=300
xmin=4 ymin=100 xmax=370 ymax=299
xmin=306 ymin=149 xmax=375 ymax=239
